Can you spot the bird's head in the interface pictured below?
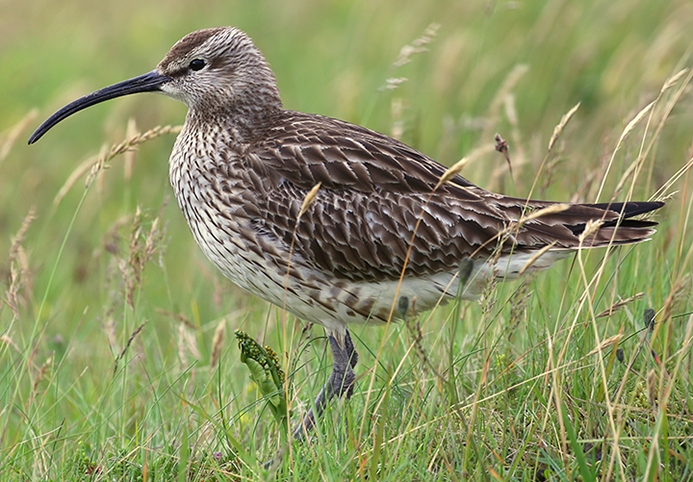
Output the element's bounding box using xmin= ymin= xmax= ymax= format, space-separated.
xmin=29 ymin=27 xmax=282 ymax=144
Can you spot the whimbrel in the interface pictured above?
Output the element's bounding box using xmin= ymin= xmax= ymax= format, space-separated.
xmin=29 ymin=27 xmax=663 ymax=438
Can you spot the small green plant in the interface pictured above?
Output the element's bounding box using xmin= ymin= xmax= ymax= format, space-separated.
xmin=235 ymin=330 xmax=289 ymax=434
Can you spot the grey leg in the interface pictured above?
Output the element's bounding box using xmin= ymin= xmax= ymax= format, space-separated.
xmin=292 ymin=330 xmax=358 ymax=440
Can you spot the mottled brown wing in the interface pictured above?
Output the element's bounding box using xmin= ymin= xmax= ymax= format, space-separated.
xmin=256 ymin=186 xmax=495 ymax=281
xmin=248 ymin=111 xmax=658 ymax=282
xmin=256 ymin=111 xmax=479 ymax=197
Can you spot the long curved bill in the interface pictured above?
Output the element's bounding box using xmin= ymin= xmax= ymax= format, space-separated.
xmin=28 ymin=70 xmax=171 ymax=144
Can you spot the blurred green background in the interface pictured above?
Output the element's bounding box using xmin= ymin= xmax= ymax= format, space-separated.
xmin=1 ymin=0 xmax=692 ymax=478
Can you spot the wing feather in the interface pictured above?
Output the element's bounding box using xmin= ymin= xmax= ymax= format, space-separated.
xmin=240 ymin=111 xmax=662 ymax=282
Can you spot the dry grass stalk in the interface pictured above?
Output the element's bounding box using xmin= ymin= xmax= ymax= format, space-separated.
xmin=402 ymin=299 xmax=447 ymax=382
xmin=53 ymin=124 xmax=182 ymax=206
xmin=434 ymin=157 xmax=469 ymax=190
xmin=281 ymin=183 xmax=324 ymax=319
xmin=156 ymin=308 xmax=194 ymax=329
xmin=596 ymin=68 xmax=691 ymax=203
xmin=185 ymin=324 xmax=201 ymax=360
xmin=380 ymin=23 xmax=439 ymax=95
xmin=609 ymin=71 xmax=692 ymax=212
xmin=0 ymin=334 xmax=20 ymax=353
xmin=587 ymin=333 xmax=623 ymax=356
xmin=210 ymin=319 xmax=226 ymax=370
xmin=612 ymin=158 xmax=647 ymax=201
xmin=578 ymin=219 xmax=604 ymax=245
xmin=464 ymin=203 xmax=571 ymax=263
xmin=5 ymin=209 xmax=37 ymax=318
xmin=651 ymin=155 xmax=693 ymax=202
xmin=436 ymin=142 xmax=499 ymax=192
xmin=504 ymin=95 xmax=519 ymax=126
xmin=646 ymin=369 xmax=658 ymax=413
xmin=390 ymin=151 xmax=490 ymax=324
xmin=517 ymin=242 xmax=557 ymax=277
xmin=53 ymin=154 xmax=99 ymax=207
xmin=482 ymin=64 xmax=529 ymax=143
xmin=502 ymin=93 xmax=527 ymax=173
xmin=657 ymin=273 xmax=690 ymax=327
xmin=393 ymin=23 xmax=439 ymax=67
xmin=507 ymin=279 xmax=533 ymax=336
xmin=660 ymin=68 xmax=689 ymax=93
xmin=520 ymin=203 xmax=570 ymax=224
xmin=85 ymin=124 xmax=183 ymax=186
xmin=113 ymin=320 xmax=147 ymax=374
xmin=27 ymin=355 xmax=52 ymax=409
xmin=298 ymin=183 xmax=322 ymax=219
xmin=112 ymin=207 xmax=168 ymax=309
xmin=123 ymin=118 xmax=138 ymax=181
xmin=121 ymin=207 xmax=144 ymax=308
xmin=619 ymin=102 xmax=655 ymax=151
xmin=8 ymin=209 xmax=36 ymax=265
xmin=479 ymin=273 xmax=499 ymax=321
xmin=384 ymin=78 xmax=408 ymax=91
xmin=595 ymin=293 xmax=644 ymax=318
xmin=0 ymin=109 xmax=37 ymax=163
xmin=177 ymin=323 xmax=188 ymax=366
xmin=487 ymin=65 xmax=529 ymax=120
xmin=102 ymin=315 xmax=118 ymax=356
xmin=548 ymin=102 xmax=580 ymax=153
xmin=390 ymin=97 xmax=405 ymax=140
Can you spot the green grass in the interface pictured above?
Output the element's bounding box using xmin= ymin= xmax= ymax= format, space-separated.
xmin=2 ymin=0 xmax=693 ymax=480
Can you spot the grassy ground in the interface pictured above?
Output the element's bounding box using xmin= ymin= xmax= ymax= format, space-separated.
xmin=1 ymin=0 xmax=693 ymax=480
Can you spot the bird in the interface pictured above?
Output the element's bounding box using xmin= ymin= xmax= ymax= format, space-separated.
xmin=29 ymin=27 xmax=663 ymax=438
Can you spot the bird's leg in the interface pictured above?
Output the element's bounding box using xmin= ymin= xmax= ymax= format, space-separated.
xmin=292 ymin=330 xmax=358 ymax=440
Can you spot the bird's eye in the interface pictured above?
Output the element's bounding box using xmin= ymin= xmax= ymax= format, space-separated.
xmin=189 ymin=59 xmax=206 ymax=71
